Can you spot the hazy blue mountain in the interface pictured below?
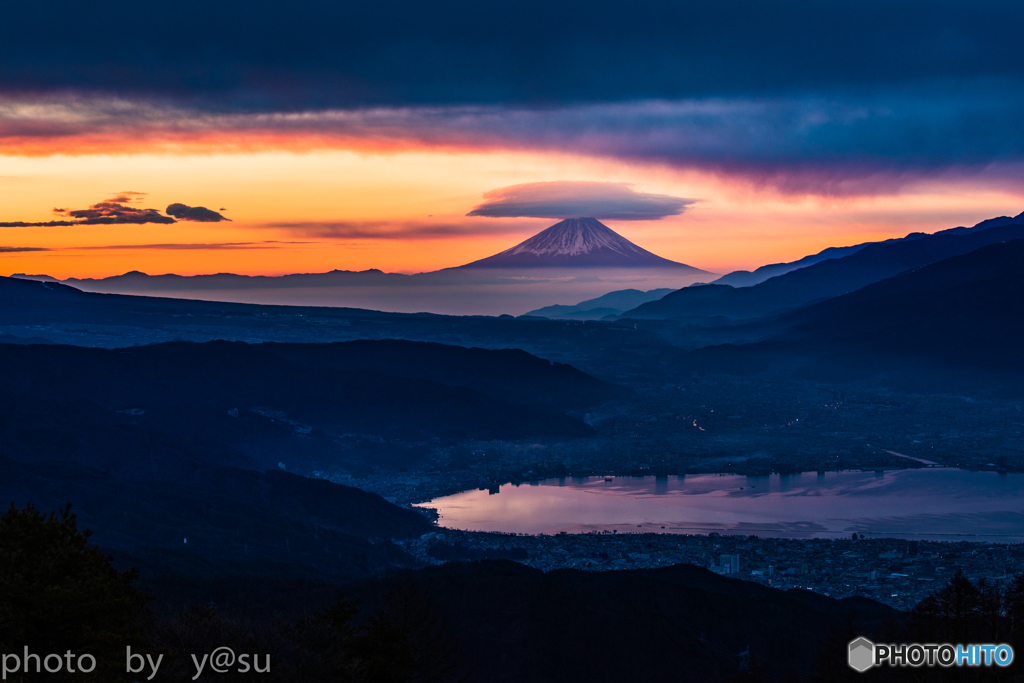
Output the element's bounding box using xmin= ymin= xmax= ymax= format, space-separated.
xmin=711 ymin=243 xmax=875 ymax=287
xmin=780 ymin=237 xmax=1024 ymax=371
xmin=684 ymin=237 xmax=1024 ymax=391
xmin=9 ymin=273 xmax=61 ymax=282
xmin=709 ymin=210 xmax=1023 ymax=288
xmin=620 ymin=216 xmax=1024 ymax=321
xmin=524 ymin=287 xmax=674 ymax=319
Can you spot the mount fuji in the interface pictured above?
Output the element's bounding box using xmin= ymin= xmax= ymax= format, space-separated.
xmin=458 ymin=217 xmax=709 ymax=273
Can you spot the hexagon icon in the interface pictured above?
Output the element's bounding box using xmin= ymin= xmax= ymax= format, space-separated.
xmin=848 ymin=637 xmax=875 ymax=672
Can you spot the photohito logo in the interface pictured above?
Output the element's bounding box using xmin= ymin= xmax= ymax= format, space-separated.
xmin=848 ymin=637 xmax=1014 ymax=671
xmin=848 ymin=638 xmax=874 ymax=672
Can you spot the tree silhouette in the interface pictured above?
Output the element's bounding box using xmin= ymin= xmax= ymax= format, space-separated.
xmin=0 ymin=503 xmax=148 ymax=682
xmin=1005 ymin=573 xmax=1024 ymax=654
xmin=350 ymin=585 xmax=462 ymax=683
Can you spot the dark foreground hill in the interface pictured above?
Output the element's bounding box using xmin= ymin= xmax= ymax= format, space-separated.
xmin=1 ymin=503 xmax=907 ymax=683
xmin=0 ymin=337 xmax=626 ymax=485
xmin=683 ymin=238 xmax=1024 ymax=394
xmin=0 ymin=340 xmax=618 ymax=453
xmin=623 ymin=220 xmax=1024 ymax=321
xmin=339 ymin=560 xmax=901 ymax=683
xmin=0 ymin=337 xmax=622 ymax=581
xmin=268 ymin=338 xmax=624 ymax=413
xmin=0 ymin=455 xmax=430 ymax=581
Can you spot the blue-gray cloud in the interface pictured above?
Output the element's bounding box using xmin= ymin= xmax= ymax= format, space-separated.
xmin=4 ymin=90 xmax=1024 ymax=196
xmin=467 ymin=182 xmax=696 ymax=220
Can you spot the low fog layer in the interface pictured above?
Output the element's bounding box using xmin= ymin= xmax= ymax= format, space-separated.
xmin=63 ymin=267 xmax=709 ymax=316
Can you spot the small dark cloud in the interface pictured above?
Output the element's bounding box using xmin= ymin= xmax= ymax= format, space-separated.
xmin=1 ymin=242 xmax=265 ymax=251
xmin=67 ymin=200 xmax=175 ymax=224
xmin=467 ymin=181 xmax=696 ymax=220
xmin=166 ymin=203 xmax=231 ymax=222
xmin=0 ymin=220 xmax=80 ymax=228
xmin=107 ymin=191 xmax=148 ymax=203
xmin=70 ymin=242 xmax=271 ymax=251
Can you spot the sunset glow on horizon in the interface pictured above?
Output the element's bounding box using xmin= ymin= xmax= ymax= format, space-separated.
xmin=3 ymin=140 xmax=1021 ymax=280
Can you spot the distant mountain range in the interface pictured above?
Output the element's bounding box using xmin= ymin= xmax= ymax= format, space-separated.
xmin=621 ymin=214 xmax=1024 ymax=321
xmin=27 ymin=213 xmax=1023 ymax=319
xmin=709 ymin=210 xmax=1024 ymax=288
xmin=457 ymin=217 xmax=708 ymax=271
xmin=0 ymin=274 xmax=682 ymax=373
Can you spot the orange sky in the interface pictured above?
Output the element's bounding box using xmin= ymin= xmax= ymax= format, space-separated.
xmin=2 ymin=142 xmax=1022 ymax=280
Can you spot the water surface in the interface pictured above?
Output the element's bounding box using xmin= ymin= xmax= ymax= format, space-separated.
xmin=416 ymin=470 xmax=1024 ymax=541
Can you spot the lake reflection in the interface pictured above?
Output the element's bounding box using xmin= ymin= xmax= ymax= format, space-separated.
xmin=416 ymin=470 xmax=1024 ymax=541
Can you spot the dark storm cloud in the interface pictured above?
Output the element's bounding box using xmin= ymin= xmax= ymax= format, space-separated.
xmin=2 ymin=0 xmax=1023 ymax=107
xmin=6 ymin=85 xmax=1024 ymax=196
xmin=467 ymin=182 xmax=696 ymax=220
xmin=4 ymin=1 xmax=1024 ymax=195
xmin=166 ymin=203 xmax=231 ymax=222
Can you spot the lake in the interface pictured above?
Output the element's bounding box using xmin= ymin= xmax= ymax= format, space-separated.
xmin=416 ymin=469 xmax=1024 ymax=541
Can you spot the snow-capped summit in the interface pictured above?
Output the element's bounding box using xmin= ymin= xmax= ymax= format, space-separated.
xmin=459 ymin=217 xmax=706 ymax=270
